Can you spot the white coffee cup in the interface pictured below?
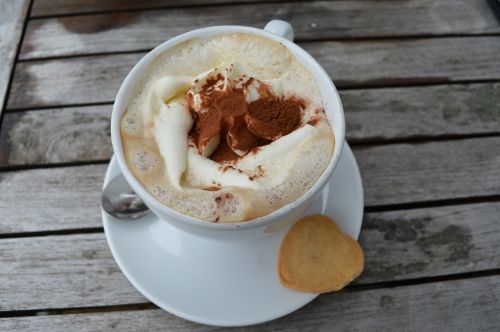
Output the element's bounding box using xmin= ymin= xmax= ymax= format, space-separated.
xmin=111 ymin=20 xmax=345 ymax=241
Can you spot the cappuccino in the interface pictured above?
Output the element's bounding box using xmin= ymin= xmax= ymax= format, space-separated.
xmin=120 ymin=33 xmax=334 ymax=222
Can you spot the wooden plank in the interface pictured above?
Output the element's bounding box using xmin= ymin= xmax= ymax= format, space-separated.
xmin=1 ymin=275 xmax=499 ymax=331
xmin=7 ymin=53 xmax=143 ymax=110
xmin=21 ymin=0 xmax=500 ymax=60
xmin=344 ymin=83 xmax=500 ymax=142
xmin=0 ymin=207 xmax=499 ymax=311
xmin=0 ymin=233 xmax=146 ymax=310
xmin=30 ymin=0 xmax=291 ymax=17
xmin=0 ymin=0 xmax=30 ymax=115
xmin=1 ymin=136 xmax=500 ymax=233
xmin=360 ymin=203 xmax=500 ymax=282
xmin=8 ymin=37 xmax=500 ymax=110
xmin=356 ymin=137 xmax=500 ymax=206
xmin=2 ymin=83 xmax=500 ymax=167
xmin=0 ymin=164 xmax=105 ymax=234
xmin=0 ymin=105 xmax=112 ymax=166
xmin=305 ymin=37 xmax=500 ymax=88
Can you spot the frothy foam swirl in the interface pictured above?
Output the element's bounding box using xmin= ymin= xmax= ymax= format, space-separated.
xmin=120 ymin=34 xmax=334 ymax=222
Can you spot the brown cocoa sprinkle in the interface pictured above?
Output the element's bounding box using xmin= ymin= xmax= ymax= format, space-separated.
xmin=210 ymin=138 xmax=240 ymax=163
xmin=227 ymin=115 xmax=260 ymax=155
xmin=201 ymin=73 xmax=224 ymax=92
xmin=307 ymin=118 xmax=319 ymax=126
xmin=248 ymin=165 xmax=265 ymax=181
xmin=242 ymin=77 xmax=254 ymax=88
xmin=189 ymin=75 xmax=308 ymax=164
xmin=211 ymin=90 xmax=247 ymax=117
xmin=203 ymin=186 xmax=221 ymax=191
xmin=195 ymin=106 xmax=221 ymax=154
xmin=246 ymin=97 xmax=301 ymax=140
xmin=251 ymin=147 xmax=260 ymax=154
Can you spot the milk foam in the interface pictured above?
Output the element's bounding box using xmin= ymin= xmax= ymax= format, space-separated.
xmin=120 ymin=33 xmax=334 ymax=222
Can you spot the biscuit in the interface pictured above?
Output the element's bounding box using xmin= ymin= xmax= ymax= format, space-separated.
xmin=278 ymin=215 xmax=364 ymax=293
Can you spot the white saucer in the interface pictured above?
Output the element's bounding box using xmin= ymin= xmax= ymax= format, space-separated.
xmin=102 ymin=142 xmax=364 ymax=327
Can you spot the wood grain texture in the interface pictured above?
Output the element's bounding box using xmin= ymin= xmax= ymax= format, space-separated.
xmin=21 ymin=0 xmax=500 ymax=60
xmin=8 ymin=37 xmax=500 ymax=110
xmin=0 ymin=164 xmax=105 ymax=234
xmin=360 ymin=203 xmax=500 ymax=282
xmin=0 ymin=214 xmax=498 ymax=313
xmin=7 ymin=52 xmax=143 ymax=109
xmin=357 ymin=137 xmax=500 ymax=206
xmin=2 ymin=83 xmax=500 ymax=167
xmin=0 ymin=233 xmax=146 ymax=311
xmin=2 ymin=275 xmax=500 ymax=331
xmin=0 ymin=105 xmax=112 ymax=166
xmin=305 ymin=36 xmax=500 ymax=88
xmin=0 ymin=0 xmax=30 ymax=114
xmin=342 ymin=83 xmax=500 ymax=141
xmin=30 ymin=0 xmax=291 ymax=17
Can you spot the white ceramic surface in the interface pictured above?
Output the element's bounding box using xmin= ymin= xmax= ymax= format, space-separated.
xmin=102 ymin=143 xmax=363 ymax=327
xmin=110 ymin=20 xmax=346 ymax=241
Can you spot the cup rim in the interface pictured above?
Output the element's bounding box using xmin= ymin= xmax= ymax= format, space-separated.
xmin=111 ymin=24 xmax=345 ymax=231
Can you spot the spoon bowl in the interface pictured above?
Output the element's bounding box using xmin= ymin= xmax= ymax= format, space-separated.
xmin=101 ymin=174 xmax=151 ymax=219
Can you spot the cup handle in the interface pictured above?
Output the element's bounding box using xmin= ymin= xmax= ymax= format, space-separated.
xmin=264 ymin=20 xmax=294 ymax=41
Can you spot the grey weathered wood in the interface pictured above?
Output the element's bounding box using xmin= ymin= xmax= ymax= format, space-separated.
xmin=8 ymin=37 xmax=500 ymax=109
xmin=0 ymin=105 xmax=112 ymax=166
xmin=30 ymin=0 xmax=292 ymax=17
xmin=0 ymin=233 xmax=146 ymax=310
xmin=21 ymin=0 xmax=500 ymax=60
xmin=356 ymin=137 xmax=500 ymax=206
xmin=0 ymin=0 xmax=30 ymax=114
xmin=0 ymin=215 xmax=499 ymax=314
xmin=344 ymin=83 xmax=500 ymax=142
xmin=360 ymin=203 xmax=500 ymax=282
xmin=1 ymin=137 xmax=500 ymax=233
xmin=305 ymin=36 xmax=500 ymax=88
xmin=1 ymin=275 xmax=499 ymax=331
xmin=2 ymin=83 xmax=500 ymax=167
xmin=0 ymin=164 xmax=105 ymax=234
xmin=7 ymin=52 xmax=143 ymax=109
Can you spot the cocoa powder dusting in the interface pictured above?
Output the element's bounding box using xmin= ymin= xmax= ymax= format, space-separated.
xmin=189 ymin=75 xmax=306 ymax=164
xmin=203 ymin=186 xmax=221 ymax=191
xmin=196 ymin=106 xmax=221 ymax=153
xmin=211 ymin=90 xmax=247 ymax=117
xmin=307 ymin=118 xmax=319 ymax=126
xmin=246 ymin=97 xmax=301 ymax=140
xmin=227 ymin=115 xmax=261 ymax=154
xmin=210 ymin=139 xmax=240 ymax=163
xmin=202 ymin=73 xmax=224 ymax=91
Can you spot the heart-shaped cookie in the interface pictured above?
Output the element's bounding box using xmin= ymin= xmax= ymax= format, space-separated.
xmin=278 ymin=215 xmax=364 ymax=293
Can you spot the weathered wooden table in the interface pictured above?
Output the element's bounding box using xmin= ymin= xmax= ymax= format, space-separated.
xmin=1 ymin=0 xmax=500 ymax=330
